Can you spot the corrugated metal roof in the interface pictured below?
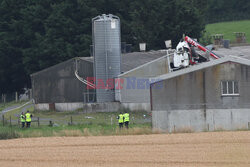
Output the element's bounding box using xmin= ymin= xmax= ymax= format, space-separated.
xmin=30 ymin=58 xmax=76 ymax=77
xmin=214 ymin=45 xmax=250 ymax=60
xmin=31 ymin=50 xmax=168 ymax=76
xmin=80 ymin=50 xmax=168 ymax=72
xmin=121 ymin=50 xmax=168 ymax=72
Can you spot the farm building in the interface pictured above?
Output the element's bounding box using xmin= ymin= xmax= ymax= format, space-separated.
xmin=31 ymin=14 xmax=250 ymax=114
xmin=30 ymin=50 xmax=170 ymax=111
xmin=31 ymin=45 xmax=250 ymax=114
xmin=151 ymin=54 xmax=250 ymax=132
xmin=30 ymin=57 xmax=94 ymax=111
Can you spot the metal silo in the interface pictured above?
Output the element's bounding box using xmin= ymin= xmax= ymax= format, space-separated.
xmin=92 ymin=14 xmax=121 ymax=102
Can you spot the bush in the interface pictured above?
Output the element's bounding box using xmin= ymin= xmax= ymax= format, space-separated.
xmin=200 ymin=31 xmax=213 ymax=46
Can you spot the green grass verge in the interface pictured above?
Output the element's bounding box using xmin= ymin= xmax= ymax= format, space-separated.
xmin=31 ymin=110 xmax=151 ymax=126
xmin=0 ymin=123 xmax=153 ymax=139
xmin=205 ymin=20 xmax=250 ymax=43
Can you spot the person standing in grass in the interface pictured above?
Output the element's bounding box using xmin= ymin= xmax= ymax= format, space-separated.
xmin=123 ymin=111 xmax=130 ymax=129
xmin=20 ymin=112 xmax=26 ymax=128
xmin=117 ymin=112 xmax=124 ymax=129
xmin=25 ymin=110 xmax=32 ymax=128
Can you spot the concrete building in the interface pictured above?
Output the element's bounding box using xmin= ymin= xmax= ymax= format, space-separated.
xmin=31 ymin=50 xmax=170 ymax=111
xmin=151 ymin=55 xmax=250 ymax=132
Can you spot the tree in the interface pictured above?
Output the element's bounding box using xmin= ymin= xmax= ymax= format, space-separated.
xmin=206 ymin=0 xmax=250 ymax=23
xmin=0 ymin=0 xmax=29 ymax=94
xmin=128 ymin=0 xmax=206 ymax=49
xmin=0 ymin=0 xmax=208 ymax=93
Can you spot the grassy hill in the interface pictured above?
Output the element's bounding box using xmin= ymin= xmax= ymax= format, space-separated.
xmin=205 ymin=20 xmax=250 ymax=43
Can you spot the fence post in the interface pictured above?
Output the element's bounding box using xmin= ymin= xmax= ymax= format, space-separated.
xmin=70 ymin=116 xmax=73 ymax=125
xmin=49 ymin=120 xmax=53 ymax=127
xmin=3 ymin=94 xmax=6 ymax=103
xmin=15 ymin=92 xmax=18 ymax=102
xmin=38 ymin=117 xmax=40 ymax=127
xmin=2 ymin=115 xmax=4 ymax=126
xmin=111 ymin=116 xmax=113 ymax=125
xmin=10 ymin=116 xmax=12 ymax=127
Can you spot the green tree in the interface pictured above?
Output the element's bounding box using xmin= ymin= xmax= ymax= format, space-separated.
xmin=0 ymin=0 xmax=208 ymax=93
xmin=0 ymin=0 xmax=29 ymax=93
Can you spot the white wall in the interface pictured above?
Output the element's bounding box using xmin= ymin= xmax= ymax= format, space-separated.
xmin=35 ymin=102 xmax=151 ymax=112
xmin=152 ymin=109 xmax=250 ymax=132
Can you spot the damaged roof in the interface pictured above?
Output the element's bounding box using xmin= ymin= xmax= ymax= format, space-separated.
xmin=151 ymin=55 xmax=250 ymax=84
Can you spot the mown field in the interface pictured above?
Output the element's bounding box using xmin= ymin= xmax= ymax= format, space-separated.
xmin=0 ymin=131 xmax=250 ymax=167
xmin=205 ymin=20 xmax=250 ymax=43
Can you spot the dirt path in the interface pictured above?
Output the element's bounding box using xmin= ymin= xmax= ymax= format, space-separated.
xmin=0 ymin=131 xmax=250 ymax=167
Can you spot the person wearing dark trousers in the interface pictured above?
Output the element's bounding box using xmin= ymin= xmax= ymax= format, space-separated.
xmin=20 ymin=112 xmax=26 ymax=128
xmin=117 ymin=112 xmax=124 ymax=129
xmin=25 ymin=110 xmax=32 ymax=128
xmin=123 ymin=111 xmax=130 ymax=129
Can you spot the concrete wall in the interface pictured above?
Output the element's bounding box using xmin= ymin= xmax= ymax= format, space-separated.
xmin=151 ymin=62 xmax=250 ymax=132
xmin=122 ymin=103 xmax=150 ymax=111
xmin=35 ymin=102 xmax=150 ymax=112
xmin=35 ymin=103 xmax=84 ymax=112
xmin=152 ymin=109 xmax=250 ymax=132
xmin=152 ymin=62 xmax=250 ymax=110
xmin=118 ymin=55 xmax=170 ymax=103
xmin=35 ymin=103 xmax=50 ymax=111
xmin=118 ymin=77 xmax=151 ymax=103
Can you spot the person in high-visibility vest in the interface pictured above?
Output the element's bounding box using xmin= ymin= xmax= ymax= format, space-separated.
xmin=117 ymin=112 xmax=124 ymax=129
xmin=20 ymin=112 xmax=26 ymax=128
xmin=123 ymin=111 xmax=130 ymax=129
xmin=25 ymin=110 xmax=32 ymax=128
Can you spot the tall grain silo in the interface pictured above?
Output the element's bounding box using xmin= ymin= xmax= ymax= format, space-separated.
xmin=92 ymin=14 xmax=121 ymax=102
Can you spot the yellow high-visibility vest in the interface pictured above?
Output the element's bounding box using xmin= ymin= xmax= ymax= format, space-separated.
xmin=20 ymin=115 xmax=25 ymax=122
xmin=25 ymin=113 xmax=31 ymax=122
xmin=118 ymin=114 xmax=124 ymax=123
xmin=123 ymin=113 xmax=129 ymax=122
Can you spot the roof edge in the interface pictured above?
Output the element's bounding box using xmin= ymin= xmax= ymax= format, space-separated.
xmin=30 ymin=57 xmax=91 ymax=77
xmin=150 ymin=55 xmax=250 ymax=85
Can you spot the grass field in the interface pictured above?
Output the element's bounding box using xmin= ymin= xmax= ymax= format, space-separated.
xmin=0 ymin=101 xmax=150 ymax=125
xmin=205 ymin=20 xmax=250 ymax=43
xmin=0 ymin=101 xmax=152 ymax=139
xmin=0 ymin=123 xmax=152 ymax=139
